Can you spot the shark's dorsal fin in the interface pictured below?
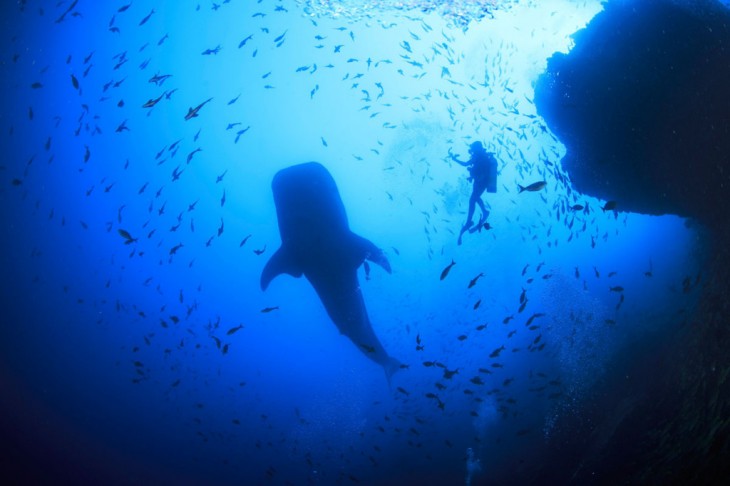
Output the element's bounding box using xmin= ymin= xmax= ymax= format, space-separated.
xmin=260 ymin=247 xmax=303 ymax=290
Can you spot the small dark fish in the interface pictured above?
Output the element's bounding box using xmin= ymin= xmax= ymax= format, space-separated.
xmin=602 ymin=200 xmax=617 ymax=212
xmin=518 ymin=299 xmax=528 ymax=313
xmin=238 ymin=35 xmax=253 ymax=48
xmin=525 ymin=312 xmax=545 ymax=326
xmin=226 ymin=324 xmax=244 ymax=335
xmin=457 ymin=334 xmax=468 ymax=341
xmin=139 ymin=9 xmax=155 ymax=26
xmin=609 ymin=286 xmax=624 ymax=292
xmin=362 ymin=260 xmax=371 ymax=281
xmin=518 ymin=181 xmax=547 ymax=193
xmin=273 ymin=30 xmax=287 ymax=43
xmin=415 ymin=340 xmax=424 ymax=352
xmin=118 ymin=228 xmax=137 ymax=244
xmin=169 ymin=243 xmax=183 ymax=255
xmin=360 ymin=343 xmax=375 ymax=353
xmin=440 ymin=259 xmax=455 ymax=280
xmin=253 ymin=245 xmax=266 ymax=255
xmin=396 ymin=386 xmax=409 ymax=396
xmin=467 ymin=272 xmax=483 ymax=288
xmin=442 ymin=368 xmax=459 ymax=380
xmin=260 ymin=306 xmax=279 ymax=313
xmin=71 ymin=73 xmax=79 ymax=90
xmin=239 ymin=234 xmax=252 ymax=247
xmin=571 ymin=204 xmax=584 ymax=211
xmin=142 ymin=92 xmax=165 ymax=108
xmin=489 ymin=345 xmax=505 ymax=358
xmin=185 ymin=97 xmax=213 ymax=120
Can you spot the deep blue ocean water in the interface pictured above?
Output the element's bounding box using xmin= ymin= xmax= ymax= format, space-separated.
xmin=0 ymin=1 xmax=722 ymax=485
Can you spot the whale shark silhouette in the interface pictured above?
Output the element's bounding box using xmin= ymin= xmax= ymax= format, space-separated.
xmin=261 ymin=162 xmax=401 ymax=380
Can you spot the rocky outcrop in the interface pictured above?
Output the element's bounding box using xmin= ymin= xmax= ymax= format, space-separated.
xmin=535 ymin=0 xmax=730 ymax=227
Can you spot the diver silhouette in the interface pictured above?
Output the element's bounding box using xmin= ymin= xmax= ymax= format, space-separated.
xmin=449 ymin=141 xmax=498 ymax=245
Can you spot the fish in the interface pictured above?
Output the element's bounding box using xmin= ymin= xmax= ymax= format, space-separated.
xmin=201 ymin=45 xmax=221 ymax=55
xmin=148 ymin=73 xmax=172 ymax=86
xmin=440 ymin=259 xmax=455 ymax=280
xmin=54 ymin=0 xmax=78 ymax=23
xmin=415 ymin=333 xmax=424 ymax=351
xmin=489 ymin=345 xmax=505 ymax=358
xmin=260 ymin=306 xmax=279 ymax=313
xmin=118 ymin=229 xmax=137 ymax=244
xmin=238 ymin=35 xmax=253 ymax=48
xmin=142 ymin=92 xmax=165 ymax=108
xmin=260 ymin=162 xmax=399 ymax=381
xmin=185 ymin=98 xmax=213 ymax=120
xmin=602 ymin=200 xmax=617 ymax=211
xmin=525 ymin=312 xmax=545 ymax=326
xmin=518 ymin=181 xmax=547 ymax=193
xmin=467 ymin=272 xmax=483 ymax=288
xmin=139 ymin=9 xmax=155 ymax=26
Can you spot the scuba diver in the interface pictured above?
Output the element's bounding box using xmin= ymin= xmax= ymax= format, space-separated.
xmin=449 ymin=141 xmax=498 ymax=245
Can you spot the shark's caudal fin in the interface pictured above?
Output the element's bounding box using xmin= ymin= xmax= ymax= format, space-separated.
xmin=260 ymin=247 xmax=303 ymax=290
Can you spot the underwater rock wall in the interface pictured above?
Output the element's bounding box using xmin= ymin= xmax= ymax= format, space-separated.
xmin=531 ymin=1 xmax=730 ymax=483
xmin=535 ymin=0 xmax=730 ymax=226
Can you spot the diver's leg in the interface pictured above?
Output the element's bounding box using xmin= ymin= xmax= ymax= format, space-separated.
xmin=464 ymin=194 xmax=478 ymax=228
xmin=476 ymin=197 xmax=488 ymax=222
xmin=459 ymin=198 xmax=477 ymax=245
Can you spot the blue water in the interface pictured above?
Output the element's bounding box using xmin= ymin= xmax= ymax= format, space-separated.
xmin=0 ymin=1 xmax=711 ymax=484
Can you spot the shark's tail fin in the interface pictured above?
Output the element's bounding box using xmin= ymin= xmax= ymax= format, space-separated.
xmin=383 ymin=356 xmax=402 ymax=386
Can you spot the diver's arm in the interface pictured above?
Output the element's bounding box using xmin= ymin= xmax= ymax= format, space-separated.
xmin=448 ymin=147 xmax=470 ymax=166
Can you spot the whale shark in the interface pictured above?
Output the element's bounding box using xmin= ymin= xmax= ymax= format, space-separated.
xmin=260 ymin=162 xmax=401 ymax=380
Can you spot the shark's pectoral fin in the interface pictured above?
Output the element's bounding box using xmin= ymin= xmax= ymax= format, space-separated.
xmin=350 ymin=233 xmax=391 ymax=274
xmin=367 ymin=246 xmax=391 ymax=274
xmin=260 ymin=247 xmax=303 ymax=291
